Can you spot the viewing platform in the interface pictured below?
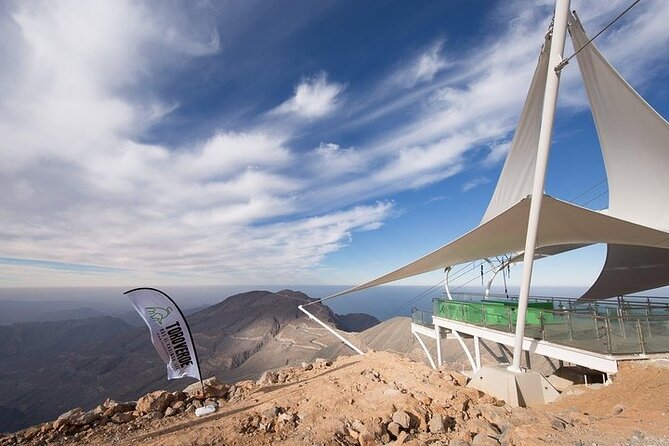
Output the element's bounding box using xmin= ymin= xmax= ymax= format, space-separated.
xmin=411 ymin=293 xmax=669 ymax=375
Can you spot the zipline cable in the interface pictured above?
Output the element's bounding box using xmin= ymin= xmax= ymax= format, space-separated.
xmin=382 ymin=260 xmax=479 ymax=318
xmin=567 ymin=178 xmax=606 ymax=204
xmin=581 ymin=189 xmax=609 ymax=207
xmin=556 ymin=0 xmax=644 ymax=72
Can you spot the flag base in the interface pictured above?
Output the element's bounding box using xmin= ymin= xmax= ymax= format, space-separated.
xmin=195 ymin=404 xmax=217 ymax=417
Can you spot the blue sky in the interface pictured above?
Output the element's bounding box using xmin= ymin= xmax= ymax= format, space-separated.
xmin=2 ymin=0 xmax=669 ymax=292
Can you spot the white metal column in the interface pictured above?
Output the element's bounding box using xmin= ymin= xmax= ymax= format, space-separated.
xmin=299 ymin=305 xmax=365 ymax=355
xmin=510 ymin=0 xmax=571 ymax=373
xmin=413 ymin=332 xmax=437 ymax=369
xmin=444 ymin=267 xmax=453 ymax=300
xmin=453 ymin=330 xmax=477 ymax=372
xmin=474 ymin=335 xmax=482 ymax=370
xmin=436 ymin=325 xmax=443 ymax=367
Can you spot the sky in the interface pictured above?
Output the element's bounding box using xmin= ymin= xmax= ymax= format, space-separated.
xmin=2 ymin=0 xmax=669 ymax=293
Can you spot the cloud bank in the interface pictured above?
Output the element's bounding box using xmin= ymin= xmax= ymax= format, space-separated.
xmin=1 ymin=0 xmax=668 ymax=286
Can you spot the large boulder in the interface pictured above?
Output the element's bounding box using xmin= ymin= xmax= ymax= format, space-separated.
xmin=227 ymin=380 xmax=256 ymax=401
xmin=56 ymin=407 xmax=99 ymax=427
xmin=257 ymin=371 xmax=279 ymax=386
xmin=136 ymin=391 xmax=175 ymax=415
xmin=111 ymin=412 xmax=136 ymax=424
xmin=184 ymin=377 xmax=230 ymax=399
xmin=98 ymin=398 xmax=135 ymax=417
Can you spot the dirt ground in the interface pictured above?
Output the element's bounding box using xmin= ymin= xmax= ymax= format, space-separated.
xmin=5 ymin=352 xmax=669 ymax=446
xmin=545 ymin=358 xmax=669 ymax=443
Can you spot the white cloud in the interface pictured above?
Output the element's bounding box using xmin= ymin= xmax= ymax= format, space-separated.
xmin=462 ymin=177 xmax=490 ymax=192
xmin=0 ymin=1 xmax=391 ymax=286
xmin=179 ymin=132 xmax=292 ymax=179
xmin=484 ymin=141 xmax=510 ymax=167
xmin=3 ymin=0 xmax=669 ymax=286
xmin=272 ymin=72 xmax=345 ymax=119
xmin=294 ymin=0 xmax=669 ymax=214
xmin=373 ymin=136 xmax=468 ymax=188
xmin=0 ymin=201 xmax=393 ymax=286
xmin=397 ymin=40 xmax=450 ymax=87
xmin=309 ymin=143 xmax=365 ymax=178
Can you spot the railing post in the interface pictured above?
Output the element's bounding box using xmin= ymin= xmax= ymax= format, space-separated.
xmin=506 ymin=307 xmax=512 ymax=332
xmin=540 ymin=312 xmax=545 ymax=340
xmin=567 ymin=312 xmax=573 ymax=340
xmin=604 ymin=316 xmax=613 ymax=355
xmin=435 ymin=325 xmax=442 ymax=367
xmin=637 ymin=318 xmax=646 ymax=355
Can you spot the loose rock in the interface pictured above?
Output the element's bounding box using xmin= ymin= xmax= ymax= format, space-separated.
xmin=428 ymin=413 xmax=445 ymax=433
xmin=392 ymin=410 xmax=411 ymax=430
xmin=136 ymin=391 xmax=174 ymax=415
xmin=183 ymin=377 xmax=230 ymax=399
xmin=387 ymin=421 xmax=402 ymax=438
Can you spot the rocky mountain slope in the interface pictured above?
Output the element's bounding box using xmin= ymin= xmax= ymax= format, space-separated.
xmin=3 ymin=352 xmax=669 ymax=446
xmin=0 ymin=300 xmax=107 ymax=325
xmin=0 ymin=290 xmax=380 ymax=432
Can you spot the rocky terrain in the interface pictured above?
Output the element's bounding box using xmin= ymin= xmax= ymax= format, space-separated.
xmin=3 ymin=351 xmax=668 ymax=446
xmin=0 ymin=290 xmax=382 ymax=431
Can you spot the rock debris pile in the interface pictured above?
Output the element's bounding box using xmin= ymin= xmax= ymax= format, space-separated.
xmin=2 ymin=351 xmax=668 ymax=446
xmin=0 ymin=376 xmax=232 ymax=445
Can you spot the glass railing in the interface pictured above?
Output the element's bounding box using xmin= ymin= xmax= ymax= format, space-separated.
xmin=441 ymin=292 xmax=669 ymax=317
xmin=413 ymin=298 xmax=669 ymax=356
xmin=411 ymin=307 xmax=433 ymax=327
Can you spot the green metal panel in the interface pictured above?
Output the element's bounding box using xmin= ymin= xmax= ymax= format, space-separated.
xmin=435 ymin=299 xmax=558 ymax=327
xmin=419 ymin=297 xmax=669 ymax=356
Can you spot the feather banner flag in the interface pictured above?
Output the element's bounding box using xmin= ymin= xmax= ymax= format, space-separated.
xmin=124 ymin=287 xmax=202 ymax=381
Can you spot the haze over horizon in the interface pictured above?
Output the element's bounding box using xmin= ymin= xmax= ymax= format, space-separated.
xmin=2 ymin=0 xmax=669 ymax=293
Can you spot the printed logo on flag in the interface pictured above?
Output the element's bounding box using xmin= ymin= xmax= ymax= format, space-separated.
xmin=145 ymin=306 xmax=172 ymax=325
xmin=125 ymin=288 xmax=202 ymax=381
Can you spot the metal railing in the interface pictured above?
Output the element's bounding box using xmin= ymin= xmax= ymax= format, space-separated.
xmin=413 ymin=296 xmax=669 ymax=356
xmin=411 ymin=307 xmax=434 ymax=327
xmin=440 ymin=292 xmax=669 ymax=317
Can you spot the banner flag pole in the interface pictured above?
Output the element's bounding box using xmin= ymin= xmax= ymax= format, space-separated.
xmin=123 ymin=287 xmax=204 ymax=388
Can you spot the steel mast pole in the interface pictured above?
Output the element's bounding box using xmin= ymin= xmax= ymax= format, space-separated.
xmin=508 ymin=0 xmax=571 ymax=373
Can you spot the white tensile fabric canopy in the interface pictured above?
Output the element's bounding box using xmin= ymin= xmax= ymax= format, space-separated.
xmin=570 ymin=14 xmax=669 ymax=232
xmin=580 ymin=244 xmax=669 ymax=300
xmin=569 ymin=13 xmax=669 ymax=299
xmin=329 ymin=13 xmax=669 ymax=302
xmin=328 ymin=196 xmax=669 ymax=299
xmin=480 ymin=33 xmax=550 ymax=224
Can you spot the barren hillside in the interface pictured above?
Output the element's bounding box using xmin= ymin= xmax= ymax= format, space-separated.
xmin=0 ymin=289 xmax=379 ymax=431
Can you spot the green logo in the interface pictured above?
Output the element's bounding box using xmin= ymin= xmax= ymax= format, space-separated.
xmin=145 ymin=306 xmax=172 ymax=325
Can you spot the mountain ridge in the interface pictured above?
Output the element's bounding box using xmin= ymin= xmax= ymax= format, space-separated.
xmin=0 ymin=289 xmax=380 ymax=432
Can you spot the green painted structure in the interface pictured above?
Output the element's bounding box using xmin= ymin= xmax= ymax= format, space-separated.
xmin=434 ymin=299 xmax=558 ymax=327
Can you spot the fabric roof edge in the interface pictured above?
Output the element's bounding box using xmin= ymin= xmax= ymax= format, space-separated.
xmin=579 ymin=244 xmax=669 ymax=300
xmin=323 ymin=196 xmax=669 ymax=301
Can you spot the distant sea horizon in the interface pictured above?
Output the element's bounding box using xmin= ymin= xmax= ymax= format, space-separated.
xmin=2 ymin=284 xmax=667 ymax=322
